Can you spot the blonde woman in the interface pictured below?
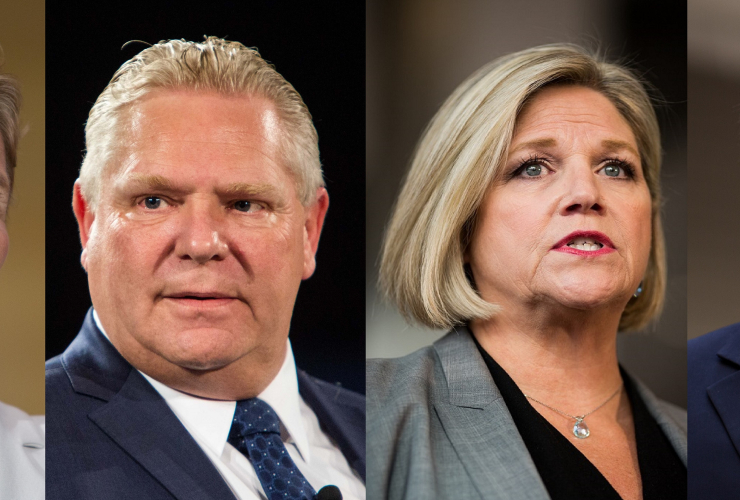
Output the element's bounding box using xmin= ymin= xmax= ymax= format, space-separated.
xmin=367 ymin=45 xmax=685 ymax=500
xmin=0 ymin=59 xmax=44 ymax=499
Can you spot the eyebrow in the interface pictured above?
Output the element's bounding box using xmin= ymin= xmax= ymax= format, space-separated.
xmin=508 ymin=138 xmax=639 ymax=157
xmin=221 ymin=182 xmax=280 ymax=199
xmin=122 ymin=174 xmax=283 ymax=201
xmin=508 ymin=138 xmax=557 ymax=155
xmin=125 ymin=174 xmax=178 ymax=192
xmin=600 ymin=139 xmax=639 ymax=157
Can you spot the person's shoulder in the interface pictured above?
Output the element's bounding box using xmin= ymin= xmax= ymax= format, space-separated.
xmin=367 ymin=344 xmax=438 ymax=403
xmin=298 ymin=370 xmax=364 ymax=410
xmin=689 ymin=322 xmax=740 ymax=356
xmin=0 ymin=402 xmax=44 ymax=499
xmin=367 ymin=342 xmax=447 ymax=425
xmin=0 ymin=401 xmax=44 ymax=438
xmin=650 ymin=396 xmax=687 ymax=431
xmin=45 ymin=352 xmax=64 ymax=375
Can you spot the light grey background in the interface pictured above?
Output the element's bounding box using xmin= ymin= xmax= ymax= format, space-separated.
xmin=367 ymin=0 xmax=687 ymax=408
xmin=687 ymin=0 xmax=740 ymax=340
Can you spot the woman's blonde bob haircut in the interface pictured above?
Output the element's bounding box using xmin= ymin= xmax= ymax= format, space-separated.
xmin=380 ymin=44 xmax=665 ymax=332
xmin=79 ymin=37 xmax=323 ymax=210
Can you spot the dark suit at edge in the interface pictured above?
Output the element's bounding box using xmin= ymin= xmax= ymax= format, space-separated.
xmin=46 ymin=308 xmax=365 ymax=500
xmin=688 ymin=322 xmax=740 ymax=500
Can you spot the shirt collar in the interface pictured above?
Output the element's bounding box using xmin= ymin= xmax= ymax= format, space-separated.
xmin=92 ymin=310 xmax=311 ymax=462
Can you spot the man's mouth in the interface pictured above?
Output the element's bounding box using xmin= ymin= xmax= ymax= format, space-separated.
xmin=168 ymin=292 xmax=234 ymax=300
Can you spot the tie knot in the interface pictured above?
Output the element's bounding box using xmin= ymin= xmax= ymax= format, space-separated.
xmin=231 ymin=398 xmax=281 ymax=438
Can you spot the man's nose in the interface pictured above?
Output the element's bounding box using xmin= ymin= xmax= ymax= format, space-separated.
xmin=175 ymin=202 xmax=229 ymax=263
xmin=558 ymin=163 xmax=604 ymax=215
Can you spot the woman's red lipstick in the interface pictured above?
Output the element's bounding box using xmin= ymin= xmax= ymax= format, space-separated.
xmin=552 ymin=231 xmax=615 ymax=256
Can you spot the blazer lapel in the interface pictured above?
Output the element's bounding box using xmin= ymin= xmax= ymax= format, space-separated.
xmin=707 ymin=333 xmax=740 ymax=460
xmin=631 ymin=375 xmax=687 ymax=465
xmin=433 ymin=329 xmax=549 ymax=500
xmin=65 ymin=310 xmax=237 ymax=500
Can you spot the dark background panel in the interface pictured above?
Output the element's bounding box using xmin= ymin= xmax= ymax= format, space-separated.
xmin=687 ymin=0 xmax=740 ymax=340
xmin=366 ymin=0 xmax=687 ymax=407
xmin=46 ymin=0 xmax=365 ymax=393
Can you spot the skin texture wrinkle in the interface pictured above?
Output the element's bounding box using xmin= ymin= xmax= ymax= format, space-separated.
xmin=73 ymin=90 xmax=328 ymax=401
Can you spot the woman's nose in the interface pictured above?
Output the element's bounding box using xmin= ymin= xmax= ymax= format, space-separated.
xmin=175 ymin=203 xmax=229 ymax=263
xmin=559 ymin=164 xmax=604 ymax=215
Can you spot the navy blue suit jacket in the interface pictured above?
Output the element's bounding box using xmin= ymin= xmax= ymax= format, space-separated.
xmin=688 ymin=323 xmax=740 ymax=499
xmin=46 ymin=309 xmax=365 ymax=500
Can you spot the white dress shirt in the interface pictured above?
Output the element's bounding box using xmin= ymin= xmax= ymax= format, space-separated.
xmin=0 ymin=401 xmax=44 ymax=500
xmin=93 ymin=312 xmax=364 ymax=500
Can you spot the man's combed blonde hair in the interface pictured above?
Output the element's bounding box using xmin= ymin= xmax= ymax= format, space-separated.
xmin=79 ymin=37 xmax=323 ymax=209
xmin=380 ymin=44 xmax=665 ymax=332
xmin=0 ymin=51 xmax=21 ymax=192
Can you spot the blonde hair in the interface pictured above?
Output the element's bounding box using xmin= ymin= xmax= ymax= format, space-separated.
xmin=380 ymin=44 xmax=665 ymax=332
xmin=0 ymin=51 xmax=21 ymax=192
xmin=79 ymin=36 xmax=323 ymax=209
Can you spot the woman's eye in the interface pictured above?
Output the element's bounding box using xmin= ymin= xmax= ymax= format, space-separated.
xmin=603 ymin=165 xmax=622 ymax=177
xmin=600 ymin=161 xmax=634 ymax=178
xmin=233 ymin=200 xmax=264 ymax=213
xmin=515 ymin=162 xmax=548 ymax=177
xmin=524 ymin=164 xmax=543 ymax=176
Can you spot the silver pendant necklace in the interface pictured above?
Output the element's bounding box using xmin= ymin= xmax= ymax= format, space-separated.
xmin=524 ymin=384 xmax=623 ymax=439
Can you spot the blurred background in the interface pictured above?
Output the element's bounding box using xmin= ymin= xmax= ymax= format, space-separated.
xmin=367 ymin=0 xmax=688 ymax=407
xmin=0 ymin=0 xmax=45 ymax=414
xmin=687 ymin=0 xmax=740 ymax=340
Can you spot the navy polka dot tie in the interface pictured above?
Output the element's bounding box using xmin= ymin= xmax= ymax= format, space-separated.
xmin=228 ymin=399 xmax=317 ymax=500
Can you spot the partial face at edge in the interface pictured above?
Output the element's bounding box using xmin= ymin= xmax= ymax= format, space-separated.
xmin=0 ymin=146 xmax=9 ymax=270
xmin=77 ymin=90 xmax=326 ymax=372
xmin=467 ymin=85 xmax=652 ymax=313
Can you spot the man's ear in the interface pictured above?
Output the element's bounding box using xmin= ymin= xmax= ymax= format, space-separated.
xmin=72 ymin=180 xmax=95 ymax=270
xmin=302 ymin=187 xmax=329 ymax=280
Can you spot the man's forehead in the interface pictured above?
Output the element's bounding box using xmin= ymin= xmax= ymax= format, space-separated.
xmin=125 ymin=90 xmax=282 ymax=137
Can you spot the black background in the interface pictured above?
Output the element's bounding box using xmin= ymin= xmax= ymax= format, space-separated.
xmin=45 ymin=0 xmax=366 ymax=393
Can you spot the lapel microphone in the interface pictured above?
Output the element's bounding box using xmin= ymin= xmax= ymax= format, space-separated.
xmin=315 ymin=485 xmax=342 ymax=500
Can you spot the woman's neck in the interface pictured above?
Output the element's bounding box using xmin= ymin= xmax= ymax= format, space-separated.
xmin=470 ymin=302 xmax=624 ymax=413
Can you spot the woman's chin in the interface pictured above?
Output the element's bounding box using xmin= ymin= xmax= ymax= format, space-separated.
xmin=545 ymin=280 xmax=629 ymax=311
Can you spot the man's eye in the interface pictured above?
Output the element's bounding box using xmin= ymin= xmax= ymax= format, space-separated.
xmin=142 ymin=197 xmax=165 ymax=209
xmin=233 ymin=200 xmax=264 ymax=213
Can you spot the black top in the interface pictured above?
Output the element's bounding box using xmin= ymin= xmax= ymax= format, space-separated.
xmin=472 ymin=335 xmax=686 ymax=500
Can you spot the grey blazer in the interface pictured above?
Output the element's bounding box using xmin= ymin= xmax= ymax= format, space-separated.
xmin=367 ymin=327 xmax=687 ymax=500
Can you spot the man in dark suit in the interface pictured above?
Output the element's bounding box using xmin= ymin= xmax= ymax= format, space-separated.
xmin=688 ymin=323 xmax=740 ymax=499
xmin=46 ymin=37 xmax=364 ymax=500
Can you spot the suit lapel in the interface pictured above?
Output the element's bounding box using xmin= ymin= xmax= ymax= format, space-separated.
xmin=65 ymin=310 xmax=237 ymax=500
xmin=707 ymin=332 xmax=740 ymax=459
xmin=297 ymin=370 xmax=366 ymax=482
xmin=433 ymin=329 xmax=549 ymax=500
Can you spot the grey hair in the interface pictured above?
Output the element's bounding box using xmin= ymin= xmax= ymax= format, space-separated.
xmin=79 ymin=36 xmax=323 ymax=209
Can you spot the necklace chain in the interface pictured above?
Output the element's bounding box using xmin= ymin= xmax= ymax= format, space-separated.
xmin=524 ymin=383 xmax=623 ymax=421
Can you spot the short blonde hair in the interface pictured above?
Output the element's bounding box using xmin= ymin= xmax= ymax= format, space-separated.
xmin=0 ymin=53 xmax=21 ymax=192
xmin=380 ymin=44 xmax=665 ymax=332
xmin=79 ymin=37 xmax=323 ymax=209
